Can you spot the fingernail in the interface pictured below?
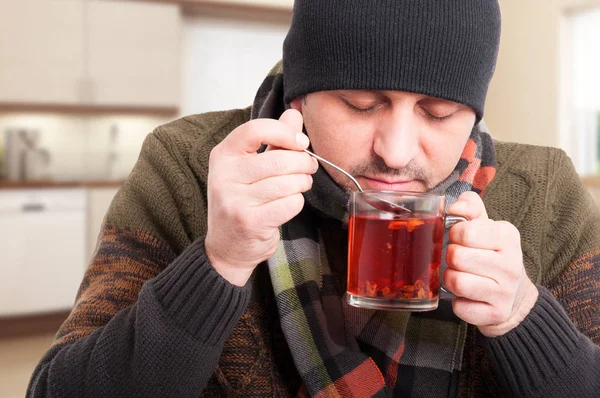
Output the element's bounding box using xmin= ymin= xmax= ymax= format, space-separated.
xmin=312 ymin=157 xmax=319 ymax=171
xmin=296 ymin=132 xmax=310 ymax=148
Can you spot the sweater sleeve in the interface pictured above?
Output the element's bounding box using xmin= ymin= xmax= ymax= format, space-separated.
xmin=483 ymin=151 xmax=600 ymax=397
xmin=27 ymin=128 xmax=252 ymax=397
xmin=484 ymin=286 xmax=600 ymax=397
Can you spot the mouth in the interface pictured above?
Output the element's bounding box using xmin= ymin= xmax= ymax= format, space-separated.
xmin=358 ymin=176 xmax=424 ymax=192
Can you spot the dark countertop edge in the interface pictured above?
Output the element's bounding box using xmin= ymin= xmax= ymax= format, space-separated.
xmin=0 ymin=102 xmax=179 ymax=117
xmin=0 ymin=180 xmax=126 ymax=190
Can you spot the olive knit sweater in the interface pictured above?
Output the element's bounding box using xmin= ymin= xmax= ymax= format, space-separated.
xmin=28 ymin=107 xmax=600 ymax=397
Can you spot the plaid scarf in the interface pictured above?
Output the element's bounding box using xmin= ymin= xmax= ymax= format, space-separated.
xmin=254 ymin=63 xmax=497 ymax=397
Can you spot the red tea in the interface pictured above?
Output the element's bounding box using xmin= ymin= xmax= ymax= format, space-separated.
xmin=347 ymin=212 xmax=444 ymax=301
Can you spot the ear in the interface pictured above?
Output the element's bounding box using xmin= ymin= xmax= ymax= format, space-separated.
xmin=289 ymin=96 xmax=303 ymax=113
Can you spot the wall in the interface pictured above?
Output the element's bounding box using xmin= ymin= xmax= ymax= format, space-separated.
xmin=485 ymin=0 xmax=600 ymax=149
xmin=180 ymin=8 xmax=291 ymax=116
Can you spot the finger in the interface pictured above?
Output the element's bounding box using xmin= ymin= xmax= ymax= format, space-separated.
xmin=446 ymin=243 xmax=524 ymax=288
xmin=447 ymin=191 xmax=488 ymax=221
xmin=452 ymin=298 xmax=509 ymax=327
xmin=245 ymin=173 xmax=313 ymax=205
xmin=443 ymin=268 xmax=500 ymax=304
xmin=237 ymin=149 xmax=318 ymax=184
xmin=446 ymin=244 xmax=504 ymax=280
xmin=449 ymin=219 xmax=520 ymax=251
xmin=221 ymin=118 xmax=309 ymax=155
xmin=254 ymin=193 xmax=306 ymax=228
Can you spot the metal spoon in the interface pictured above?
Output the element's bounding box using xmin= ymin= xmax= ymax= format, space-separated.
xmin=303 ymin=149 xmax=411 ymax=214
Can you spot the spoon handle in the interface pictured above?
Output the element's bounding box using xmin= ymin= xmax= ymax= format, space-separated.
xmin=303 ymin=149 xmax=363 ymax=192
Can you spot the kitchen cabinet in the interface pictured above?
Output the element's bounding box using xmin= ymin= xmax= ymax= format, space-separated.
xmin=0 ymin=0 xmax=84 ymax=105
xmin=0 ymin=0 xmax=180 ymax=109
xmin=87 ymin=186 xmax=119 ymax=260
xmin=0 ymin=189 xmax=87 ymax=316
xmin=86 ymin=1 xmax=180 ymax=108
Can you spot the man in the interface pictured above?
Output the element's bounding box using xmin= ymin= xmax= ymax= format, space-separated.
xmin=29 ymin=0 xmax=600 ymax=397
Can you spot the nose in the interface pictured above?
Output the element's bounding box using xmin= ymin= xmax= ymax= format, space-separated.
xmin=373 ymin=106 xmax=419 ymax=169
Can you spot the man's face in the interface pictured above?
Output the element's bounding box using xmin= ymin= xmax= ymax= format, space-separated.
xmin=290 ymin=90 xmax=476 ymax=192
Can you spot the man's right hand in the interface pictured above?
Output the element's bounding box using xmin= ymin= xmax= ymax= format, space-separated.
xmin=204 ymin=109 xmax=318 ymax=286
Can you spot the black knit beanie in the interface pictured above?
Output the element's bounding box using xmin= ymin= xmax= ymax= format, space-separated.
xmin=283 ymin=0 xmax=501 ymax=121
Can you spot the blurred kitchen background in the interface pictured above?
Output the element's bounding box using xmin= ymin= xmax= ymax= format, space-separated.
xmin=1 ymin=0 xmax=600 ymax=396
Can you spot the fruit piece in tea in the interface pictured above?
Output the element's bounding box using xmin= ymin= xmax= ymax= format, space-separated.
xmin=366 ymin=281 xmax=378 ymax=297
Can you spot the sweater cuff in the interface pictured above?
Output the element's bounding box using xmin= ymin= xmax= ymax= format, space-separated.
xmin=149 ymin=237 xmax=252 ymax=347
xmin=484 ymin=286 xmax=588 ymax=396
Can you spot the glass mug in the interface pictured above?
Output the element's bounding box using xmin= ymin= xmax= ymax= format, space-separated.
xmin=347 ymin=191 xmax=466 ymax=311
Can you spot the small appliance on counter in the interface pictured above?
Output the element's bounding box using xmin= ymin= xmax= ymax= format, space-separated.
xmin=3 ymin=128 xmax=52 ymax=181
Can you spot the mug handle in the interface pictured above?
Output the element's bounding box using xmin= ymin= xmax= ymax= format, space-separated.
xmin=440 ymin=214 xmax=468 ymax=300
xmin=445 ymin=214 xmax=468 ymax=227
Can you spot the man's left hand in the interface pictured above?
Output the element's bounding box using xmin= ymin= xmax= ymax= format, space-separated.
xmin=444 ymin=192 xmax=539 ymax=337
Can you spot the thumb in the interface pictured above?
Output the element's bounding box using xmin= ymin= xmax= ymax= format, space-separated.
xmin=279 ymin=108 xmax=304 ymax=134
xmin=447 ymin=191 xmax=488 ymax=220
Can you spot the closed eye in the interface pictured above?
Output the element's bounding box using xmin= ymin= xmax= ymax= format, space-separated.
xmin=343 ymin=99 xmax=380 ymax=114
xmin=421 ymin=107 xmax=453 ymax=122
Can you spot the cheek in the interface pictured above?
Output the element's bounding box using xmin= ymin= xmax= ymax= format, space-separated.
xmin=427 ymin=147 xmax=460 ymax=176
xmin=304 ymin=110 xmax=373 ymax=161
xmin=420 ymin=126 xmax=471 ymax=178
xmin=313 ymin=126 xmax=372 ymax=171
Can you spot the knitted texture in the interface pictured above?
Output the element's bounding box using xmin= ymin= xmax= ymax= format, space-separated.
xmin=28 ymin=67 xmax=600 ymax=396
xmin=485 ymin=286 xmax=600 ymax=397
xmin=283 ymin=0 xmax=501 ymax=120
xmin=29 ymin=113 xmax=600 ymax=397
xmin=54 ymin=227 xmax=175 ymax=346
